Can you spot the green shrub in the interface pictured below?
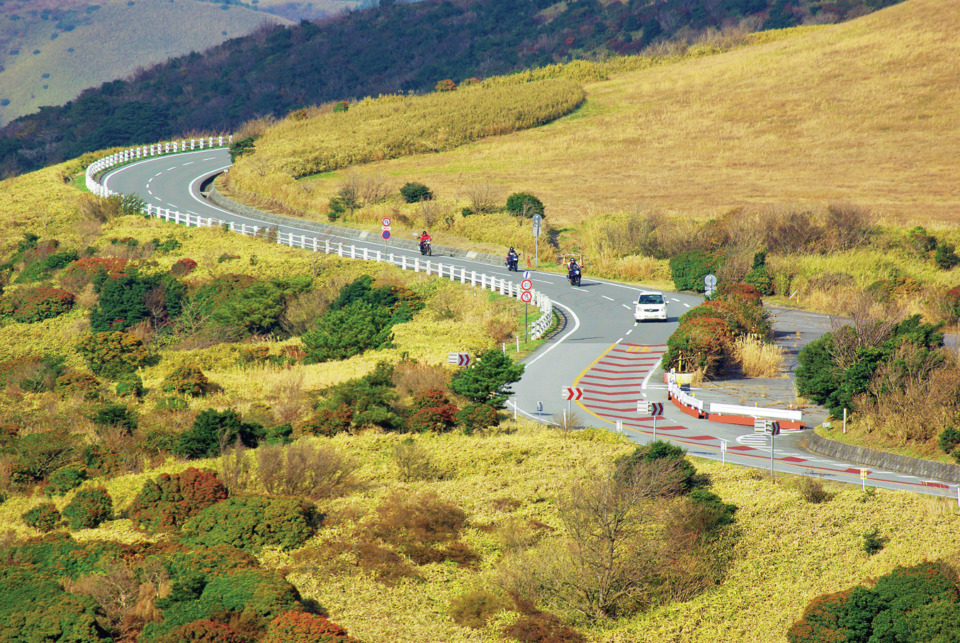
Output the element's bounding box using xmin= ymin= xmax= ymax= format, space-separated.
xmin=182 ymin=495 xmax=318 ymax=552
xmin=450 ymin=349 xmax=524 ymax=409
xmin=89 ymin=272 xmax=184 ymax=332
xmin=939 ymin=426 xmax=960 ymax=455
xmin=115 ymin=373 xmax=144 ymax=398
xmin=456 ymin=403 xmax=499 ymax=434
xmin=0 ymin=353 xmax=65 ymax=392
xmin=170 ymin=257 xmax=198 ymax=277
xmin=92 ymin=403 xmax=137 ymax=433
xmin=399 ymin=182 xmax=434 ymax=203
xmin=161 ymin=365 xmax=211 ymax=397
xmin=1 ymin=286 xmax=75 ymax=322
xmin=686 ymin=489 xmax=737 ymax=533
xmin=15 ymin=248 xmax=79 ymax=283
xmin=22 ymin=502 xmax=62 ymax=532
xmin=0 ymin=567 xmax=109 ymax=641
xmin=55 ymin=371 xmax=101 ymax=399
xmin=298 ymin=404 xmax=354 ymax=437
xmin=11 ymin=430 xmax=77 ymax=485
xmin=333 ymin=100 xmax=349 ymax=113
xmin=76 ymin=331 xmax=157 ymax=378
xmin=615 ymin=440 xmax=698 ymax=494
xmin=229 ymin=136 xmax=255 ymax=162
xmin=669 ymin=250 xmax=723 ymax=292
xmin=505 ymin=192 xmax=545 ymax=218
xmin=128 ymin=468 xmax=228 ymax=532
xmin=62 ymin=487 xmax=112 ymax=530
xmin=45 ymin=467 xmax=87 ymax=496
xmin=302 ymin=301 xmax=396 ymax=363
xmin=862 ymin=528 xmax=885 ymax=556
xmin=661 ymin=314 xmax=732 ymax=376
xmin=175 ymin=409 xmax=264 ymax=460
xmin=935 ymin=243 xmax=960 ymax=270
xmin=263 ymin=611 xmax=358 ymax=643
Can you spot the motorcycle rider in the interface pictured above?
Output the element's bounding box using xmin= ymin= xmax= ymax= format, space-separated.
xmin=417 ymin=230 xmax=432 ymax=255
xmin=506 ymin=246 xmax=519 ymax=271
xmin=568 ymin=258 xmax=581 ymax=285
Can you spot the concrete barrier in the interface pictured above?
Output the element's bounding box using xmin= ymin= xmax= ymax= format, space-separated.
xmin=804 ymin=432 xmax=960 ymax=484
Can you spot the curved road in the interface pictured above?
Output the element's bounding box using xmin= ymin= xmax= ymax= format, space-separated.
xmin=102 ymin=150 xmax=959 ymax=498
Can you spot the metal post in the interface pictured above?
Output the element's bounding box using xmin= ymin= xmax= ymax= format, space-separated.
xmin=525 ymin=303 xmax=528 ymax=343
xmin=653 ymin=414 xmax=657 ymax=440
xmin=513 ymin=399 xmax=517 ymax=420
xmin=770 ymin=432 xmax=775 ymax=479
xmin=516 ymin=335 xmax=520 ymax=352
xmin=843 ymin=408 xmax=847 ymax=434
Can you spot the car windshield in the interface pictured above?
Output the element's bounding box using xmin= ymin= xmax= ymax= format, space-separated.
xmin=638 ymin=294 xmax=664 ymax=305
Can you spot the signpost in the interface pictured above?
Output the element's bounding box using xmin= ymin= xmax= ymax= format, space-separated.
xmin=562 ymin=386 xmax=584 ymax=415
xmin=446 ymin=352 xmax=472 ymax=367
xmin=753 ymin=419 xmax=781 ymax=478
xmin=704 ymin=273 xmax=717 ymax=297
xmin=521 ymin=278 xmax=533 ymax=340
xmin=720 ymin=439 xmax=727 ymax=466
xmin=637 ymin=400 xmax=664 ymax=439
xmin=532 ymin=214 xmax=541 ymax=267
xmin=860 ymin=468 xmax=868 ymax=491
xmin=381 ymin=217 xmax=392 ymax=244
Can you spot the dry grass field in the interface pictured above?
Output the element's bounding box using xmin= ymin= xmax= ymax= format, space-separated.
xmin=0 ymin=0 xmax=288 ymax=125
xmin=282 ymin=0 xmax=959 ymax=228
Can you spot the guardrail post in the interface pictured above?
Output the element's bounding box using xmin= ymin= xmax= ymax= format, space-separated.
xmin=414 ymin=258 xmax=420 ymax=272
xmin=325 ymin=240 xmax=330 ymax=254
xmin=338 ymin=243 xmax=343 ymax=257
xmin=376 ymin=250 xmax=381 ymax=262
xmin=363 ymin=248 xmax=369 ymax=261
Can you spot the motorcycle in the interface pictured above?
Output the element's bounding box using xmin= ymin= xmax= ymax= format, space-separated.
xmin=568 ymin=265 xmax=581 ymax=287
xmin=419 ymin=238 xmax=432 ymax=256
xmin=506 ymin=253 xmax=519 ymax=271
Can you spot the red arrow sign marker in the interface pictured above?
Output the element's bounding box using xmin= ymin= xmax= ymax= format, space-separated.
xmin=562 ymin=387 xmax=584 ymax=400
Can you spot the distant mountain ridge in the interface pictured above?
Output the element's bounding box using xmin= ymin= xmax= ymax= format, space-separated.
xmin=0 ymin=0 xmax=904 ymax=177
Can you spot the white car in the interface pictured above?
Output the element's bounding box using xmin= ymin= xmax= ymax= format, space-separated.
xmin=634 ymin=291 xmax=668 ymax=322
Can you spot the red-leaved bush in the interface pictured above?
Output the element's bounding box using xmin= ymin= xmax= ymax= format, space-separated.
xmin=262 ymin=611 xmax=358 ymax=643
xmin=62 ymin=257 xmax=128 ymax=290
xmin=170 ymin=258 xmax=198 ymax=277
xmin=174 ymin=619 xmax=247 ymax=643
xmin=128 ymin=467 xmax=228 ymax=532
xmin=0 ymin=287 xmax=75 ymax=323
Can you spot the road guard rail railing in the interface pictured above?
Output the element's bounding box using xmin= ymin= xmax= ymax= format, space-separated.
xmin=84 ymin=140 xmax=555 ymax=340
xmin=667 ymin=375 xmax=804 ymax=429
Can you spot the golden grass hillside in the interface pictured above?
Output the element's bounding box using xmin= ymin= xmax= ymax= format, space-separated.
xmin=270 ymin=0 xmax=959 ymax=227
xmin=0 ymin=0 xmax=288 ymax=126
xmin=4 ymin=421 xmax=960 ymax=642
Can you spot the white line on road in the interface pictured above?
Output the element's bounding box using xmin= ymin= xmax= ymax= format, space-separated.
xmin=182 ymin=161 xmax=194 ymax=166
xmin=602 ymin=295 xmax=615 ymax=301
xmin=621 ymin=304 xmax=631 ymax=310
xmin=153 ymin=196 xmax=163 ymax=201
xmin=147 ymin=190 xmax=153 ymax=195
xmin=153 ymin=172 xmax=163 ymax=177
xmin=616 ymin=337 xmax=624 ymax=344
xmin=625 ymin=329 xmax=633 ymax=335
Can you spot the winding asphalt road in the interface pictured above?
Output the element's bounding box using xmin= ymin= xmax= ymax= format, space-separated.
xmin=100 ymin=149 xmax=960 ymax=498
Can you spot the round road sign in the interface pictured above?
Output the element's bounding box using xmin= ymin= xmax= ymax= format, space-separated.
xmin=705 ymin=274 xmax=717 ymax=288
xmin=381 ymin=217 xmax=392 ymax=227
xmin=520 ymin=279 xmax=533 ymax=290
xmin=382 ymin=230 xmax=391 ymax=240
xmin=520 ymin=291 xmax=533 ymax=303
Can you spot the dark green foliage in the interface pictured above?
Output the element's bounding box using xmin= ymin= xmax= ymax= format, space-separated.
xmin=62 ymin=487 xmax=112 ymax=530
xmin=11 ymin=430 xmax=76 ymax=485
xmin=333 ymin=100 xmax=349 ymax=113
xmin=76 ymin=330 xmax=158 ymax=378
xmin=115 ymin=372 xmax=144 ymax=398
xmin=615 ymin=440 xmax=697 ymax=494
xmin=796 ymin=315 xmax=944 ymax=416
xmin=23 ymin=502 xmax=62 ymax=532
xmin=156 ymin=238 xmax=182 ymax=253
xmin=939 ymin=426 xmax=960 ymax=458
xmin=862 ymin=528 xmax=885 ymax=556
xmin=0 ymin=567 xmax=110 ymax=642
xmin=0 ymin=286 xmax=75 ymax=322
xmin=744 ymin=251 xmax=772 ymax=295
xmin=935 ymin=243 xmax=960 ymax=270
xmin=456 ymin=403 xmax=500 ymax=434
xmin=190 ymin=274 xmax=311 ymax=337
xmin=229 ymin=136 xmax=255 ymax=161
xmin=303 ymin=301 xmax=395 ymax=362
xmin=311 ymin=363 xmax=405 ymax=432
xmin=788 ymin=561 xmax=960 ymax=643
xmin=128 ymin=468 xmax=228 ymax=532
xmin=669 ymin=250 xmax=723 ymax=292
xmin=92 ymin=402 xmax=137 ymax=433
xmin=450 ymin=349 xmax=524 ymax=409
xmin=687 ymin=489 xmax=737 ymax=532
xmin=45 ymin=467 xmax=87 ymax=496
xmin=505 ymin=192 xmax=545 ymax=218
xmin=161 ymin=365 xmax=211 ymax=397
xmin=183 ymin=495 xmax=318 ymax=552
xmin=175 ymin=409 xmax=264 ymax=460
xmin=15 ymin=249 xmax=79 ymax=283
xmin=399 ymin=182 xmax=434 ymax=203
xmin=56 ymin=371 xmax=101 ymax=400
xmin=90 ymin=271 xmax=185 ymax=332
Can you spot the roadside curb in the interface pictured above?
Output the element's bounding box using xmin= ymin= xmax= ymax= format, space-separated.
xmin=803 ymin=432 xmax=960 ymax=484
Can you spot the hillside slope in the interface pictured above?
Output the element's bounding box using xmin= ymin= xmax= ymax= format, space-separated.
xmin=0 ymin=0 xmax=905 ymax=176
xmin=0 ymin=0 xmax=289 ymax=127
xmin=323 ymin=0 xmax=959 ymax=225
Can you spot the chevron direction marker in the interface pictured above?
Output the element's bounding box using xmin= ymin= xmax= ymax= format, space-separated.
xmin=447 ymin=352 xmax=472 ymax=367
xmin=637 ymin=401 xmax=663 ymax=416
xmin=561 ymin=387 xmax=584 ymax=401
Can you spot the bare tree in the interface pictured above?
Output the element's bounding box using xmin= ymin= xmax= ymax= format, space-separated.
xmin=467 ymin=183 xmax=500 ymax=214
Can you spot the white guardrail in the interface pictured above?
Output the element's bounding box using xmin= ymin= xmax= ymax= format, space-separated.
xmin=709 ymin=402 xmax=803 ymax=422
xmin=85 ymin=139 xmax=556 ymax=340
xmin=667 ymin=376 xmax=705 ymax=415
